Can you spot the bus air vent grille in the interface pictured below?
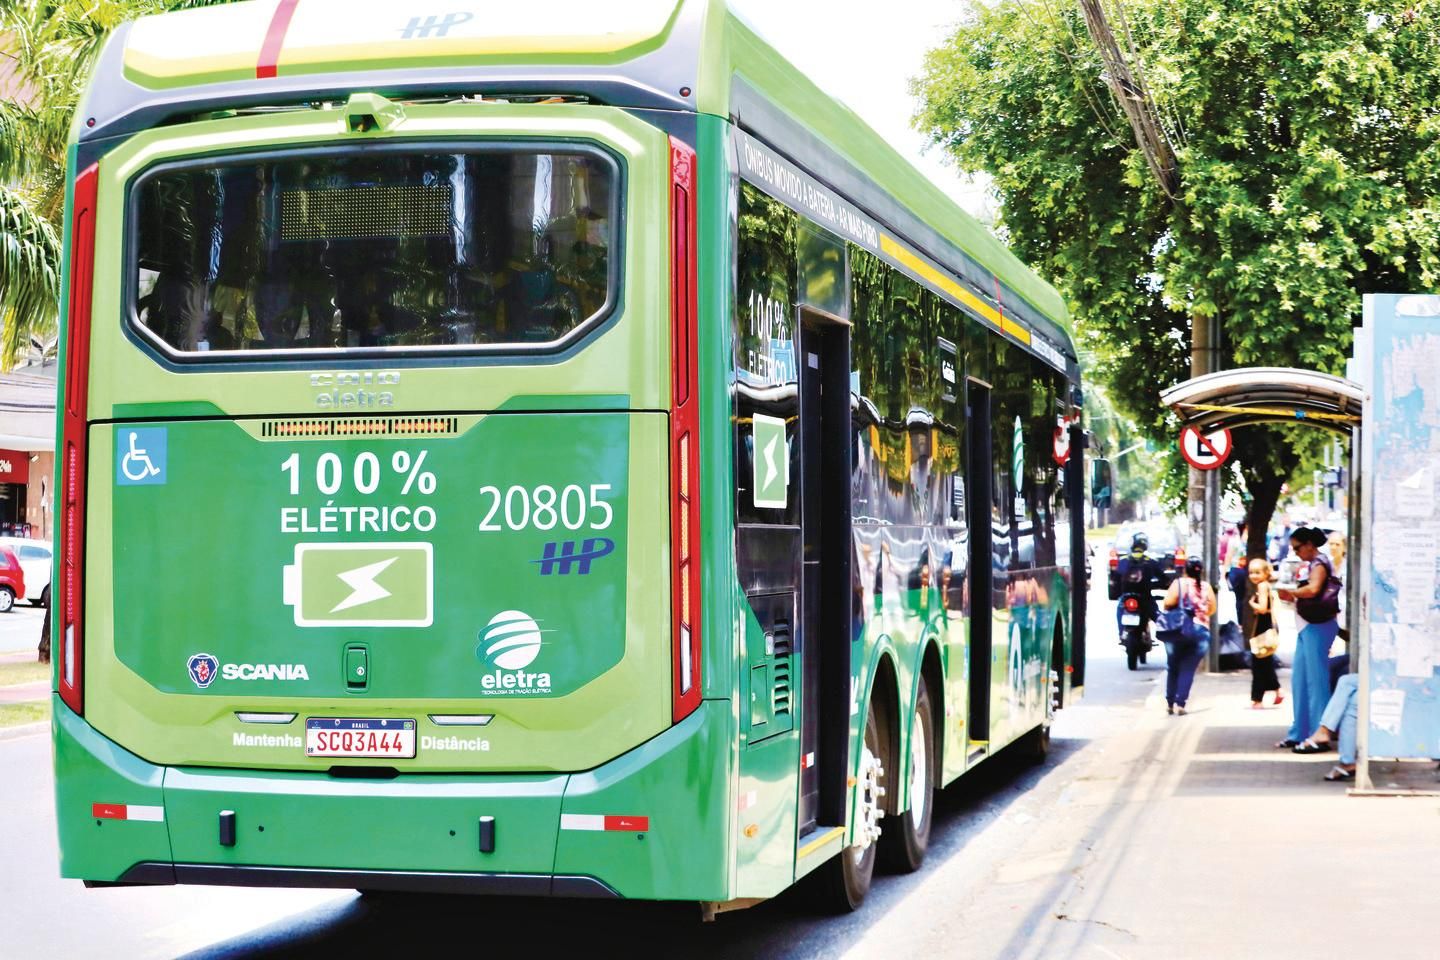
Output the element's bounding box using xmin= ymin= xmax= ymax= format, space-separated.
xmin=771 ymin=625 xmax=793 ymax=720
xmin=260 ymin=417 xmax=461 ymax=440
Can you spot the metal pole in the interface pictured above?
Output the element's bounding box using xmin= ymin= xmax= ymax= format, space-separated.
xmin=1205 ymin=467 xmax=1221 ymax=671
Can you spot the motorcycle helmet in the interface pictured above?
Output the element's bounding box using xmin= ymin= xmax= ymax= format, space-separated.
xmin=1130 ymin=532 xmax=1149 ymax=553
xmin=1185 ymin=556 xmax=1204 ymax=577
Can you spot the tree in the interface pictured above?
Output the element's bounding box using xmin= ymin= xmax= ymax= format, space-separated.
xmin=0 ymin=0 xmax=230 ymax=369
xmin=912 ymin=0 xmax=1440 ymax=555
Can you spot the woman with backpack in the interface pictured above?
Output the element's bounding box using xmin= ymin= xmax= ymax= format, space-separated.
xmin=1274 ymin=527 xmax=1342 ymax=748
xmin=1160 ymin=556 xmax=1217 ymax=715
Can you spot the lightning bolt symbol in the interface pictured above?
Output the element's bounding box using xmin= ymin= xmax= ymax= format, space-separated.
xmin=763 ymin=434 xmax=780 ymax=489
xmin=330 ymin=556 xmax=398 ymax=613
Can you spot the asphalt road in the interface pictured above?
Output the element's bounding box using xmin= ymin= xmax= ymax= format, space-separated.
xmin=0 ymin=604 xmax=46 ymax=656
xmin=0 ymin=570 xmax=1146 ymax=959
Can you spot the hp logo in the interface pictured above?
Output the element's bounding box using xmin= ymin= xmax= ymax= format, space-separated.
xmin=532 ymin=538 xmax=615 ymax=576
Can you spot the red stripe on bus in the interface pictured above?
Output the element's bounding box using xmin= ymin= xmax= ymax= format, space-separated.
xmin=93 ymin=803 xmax=125 ymax=820
xmin=603 ymin=815 xmax=648 ymax=832
xmin=257 ymin=0 xmax=302 ymax=79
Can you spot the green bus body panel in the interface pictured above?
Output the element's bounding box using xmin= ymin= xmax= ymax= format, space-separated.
xmin=555 ymin=703 xmax=730 ymax=900
xmin=122 ymin=0 xmax=686 ymax=90
xmin=83 ymin=104 xmax=669 ymax=420
xmin=86 ymin=411 xmax=671 ymax=773
xmin=52 ymin=697 xmax=173 ymax=880
xmin=54 ymin=698 xmax=732 ymax=898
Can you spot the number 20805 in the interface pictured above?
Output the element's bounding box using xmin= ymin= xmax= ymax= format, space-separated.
xmin=477 ymin=484 xmax=614 ymax=533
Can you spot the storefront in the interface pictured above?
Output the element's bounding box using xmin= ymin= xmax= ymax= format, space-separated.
xmin=0 ymin=370 xmax=56 ymax=543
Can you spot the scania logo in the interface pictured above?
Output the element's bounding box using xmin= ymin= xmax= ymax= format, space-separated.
xmin=187 ymin=653 xmax=219 ymax=689
xmin=186 ymin=654 xmax=309 ymax=687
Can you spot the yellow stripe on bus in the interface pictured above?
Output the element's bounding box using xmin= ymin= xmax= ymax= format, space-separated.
xmin=797 ymin=826 xmax=846 ymax=859
xmin=877 ymin=234 xmax=1032 ymax=346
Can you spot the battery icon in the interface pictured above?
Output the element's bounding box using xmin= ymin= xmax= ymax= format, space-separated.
xmin=282 ymin=542 xmax=434 ymax=628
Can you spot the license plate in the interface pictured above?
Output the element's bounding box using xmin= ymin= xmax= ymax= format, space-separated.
xmin=1121 ymin=613 xmax=1142 ymax=626
xmin=305 ymin=718 xmax=416 ymax=759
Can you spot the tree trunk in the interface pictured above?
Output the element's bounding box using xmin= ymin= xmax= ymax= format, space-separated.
xmin=1246 ymin=472 xmax=1285 ymax=564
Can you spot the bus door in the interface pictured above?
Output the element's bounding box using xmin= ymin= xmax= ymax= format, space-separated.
xmin=965 ymin=379 xmax=993 ymax=755
xmin=797 ymin=310 xmax=852 ymax=835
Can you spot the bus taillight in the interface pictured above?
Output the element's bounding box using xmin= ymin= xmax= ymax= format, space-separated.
xmin=59 ymin=163 xmax=98 ymax=716
xmin=670 ymin=136 xmax=702 ymax=723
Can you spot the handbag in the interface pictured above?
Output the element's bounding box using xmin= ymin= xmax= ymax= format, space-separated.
xmin=1295 ymin=567 xmax=1343 ymax=624
xmin=1249 ymin=627 xmax=1279 ymax=658
xmin=1157 ymin=581 xmax=1210 ymax=645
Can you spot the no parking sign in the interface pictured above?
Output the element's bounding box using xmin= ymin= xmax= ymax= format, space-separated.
xmin=1179 ymin=426 xmax=1233 ymax=470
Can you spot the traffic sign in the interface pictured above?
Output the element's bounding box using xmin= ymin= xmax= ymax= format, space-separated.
xmin=1052 ymin=422 xmax=1072 ymax=466
xmin=1179 ymin=426 xmax=1233 ymax=471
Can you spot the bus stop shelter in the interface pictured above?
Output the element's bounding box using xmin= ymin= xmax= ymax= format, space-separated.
xmin=1162 ymin=299 xmax=1440 ymax=793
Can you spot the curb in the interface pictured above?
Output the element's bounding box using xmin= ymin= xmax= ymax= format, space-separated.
xmin=0 ymin=720 xmax=47 ymax=742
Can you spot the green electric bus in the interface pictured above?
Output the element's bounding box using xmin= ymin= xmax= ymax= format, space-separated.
xmin=53 ymin=0 xmax=1087 ymax=913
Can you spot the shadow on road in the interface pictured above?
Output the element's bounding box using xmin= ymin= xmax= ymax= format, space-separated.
xmin=180 ymin=739 xmax=1081 ymax=960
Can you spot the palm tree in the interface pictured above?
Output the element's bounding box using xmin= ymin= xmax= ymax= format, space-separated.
xmin=0 ymin=1 xmax=231 ymax=369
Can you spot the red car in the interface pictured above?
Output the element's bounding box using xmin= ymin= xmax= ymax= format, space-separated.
xmin=0 ymin=546 xmax=26 ymax=612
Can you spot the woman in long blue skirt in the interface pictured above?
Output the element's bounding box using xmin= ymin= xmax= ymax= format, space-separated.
xmin=1276 ymin=528 xmax=1340 ymax=748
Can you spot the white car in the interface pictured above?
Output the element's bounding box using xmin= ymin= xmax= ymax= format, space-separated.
xmin=0 ymin=538 xmax=51 ymax=607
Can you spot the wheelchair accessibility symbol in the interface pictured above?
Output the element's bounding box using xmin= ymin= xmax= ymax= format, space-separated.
xmin=116 ymin=427 xmax=167 ymax=486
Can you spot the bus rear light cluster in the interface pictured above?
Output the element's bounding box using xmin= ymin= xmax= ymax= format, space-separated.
xmin=58 ymin=164 xmax=98 ymax=716
xmin=669 ymin=136 xmax=701 ymax=723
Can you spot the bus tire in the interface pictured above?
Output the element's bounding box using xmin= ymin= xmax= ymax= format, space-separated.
xmin=880 ymin=674 xmax=935 ymax=873
xmin=812 ymin=699 xmax=883 ymax=912
xmin=1019 ymin=723 xmax=1050 ymax=765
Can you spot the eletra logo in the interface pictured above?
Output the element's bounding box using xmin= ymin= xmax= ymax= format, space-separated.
xmin=476 ymin=611 xmax=553 ymax=696
xmin=479 ymin=611 xmax=545 ymax=669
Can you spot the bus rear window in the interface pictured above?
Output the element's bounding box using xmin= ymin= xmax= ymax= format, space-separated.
xmin=131 ymin=147 xmax=617 ymax=357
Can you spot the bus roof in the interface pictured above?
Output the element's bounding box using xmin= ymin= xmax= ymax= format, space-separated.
xmin=78 ymin=0 xmax=1074 ymax=352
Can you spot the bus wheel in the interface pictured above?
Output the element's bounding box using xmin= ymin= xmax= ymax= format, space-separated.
xmin=1019 ymin=723 xmax=1051 ymax=765
xmin=881 ymin=674 xmax=935 ymax=873
xmin=814 ymin=700 xmax=884 ymax=912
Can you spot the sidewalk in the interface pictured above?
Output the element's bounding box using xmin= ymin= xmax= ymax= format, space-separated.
xmin=940 ymin=667 xmax=1440 ymax=959
xmin=0 ymin=680 xmax=46 ymax=704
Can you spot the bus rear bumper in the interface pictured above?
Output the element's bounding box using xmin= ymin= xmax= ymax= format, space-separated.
xmin=55 ymin=697 xmax=731 ymax=900
xmin=107 ymin=862 xmax=618 ymax=898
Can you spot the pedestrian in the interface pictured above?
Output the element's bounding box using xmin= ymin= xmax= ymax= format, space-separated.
xmin=1274 ymin=527 xmax=1341 ymax=749
xmin=1246 ymin=557 xmax=1283 ymax=708
xmin=1160 ymin=556 xmax=1216 ymax=715
xmin=1227 ymin=522 xmax=1249 ymax=613
xmin=1291 ymin=673 xmax=1359 ymax=781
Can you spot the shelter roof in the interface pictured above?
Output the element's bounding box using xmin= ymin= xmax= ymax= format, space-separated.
xmin=1160 ymin=367 xmax=1364 ymax=435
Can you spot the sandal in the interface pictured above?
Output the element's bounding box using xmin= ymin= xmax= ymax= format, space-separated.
xmin=1324 ymin=766 xmax=1355 ymax=782
xmin=1275 ymin=738 xmax=1300 ymax=749
xmin=1293 ymin=738 xmax=1332 ymax=754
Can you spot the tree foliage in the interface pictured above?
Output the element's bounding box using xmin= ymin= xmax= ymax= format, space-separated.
xmin=912 ymin=0 xmax=1440 ymax=534
xmin=0 ymin=0 xmax=231 ymax=369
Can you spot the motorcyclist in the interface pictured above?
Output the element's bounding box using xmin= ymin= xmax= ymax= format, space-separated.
xmin=1115 ymin=532 xmax=1163 ymax=641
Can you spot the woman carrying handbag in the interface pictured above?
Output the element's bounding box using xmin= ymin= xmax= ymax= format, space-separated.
xmin=1247 ymin=557 xmax=1283 ymax=708
xmin=1158 ymin=557 xmax=1217 ymax=715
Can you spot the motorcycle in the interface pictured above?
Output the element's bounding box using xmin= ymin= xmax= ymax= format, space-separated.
xmin=1118 ymin=592 xmax=1153 ymax=670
